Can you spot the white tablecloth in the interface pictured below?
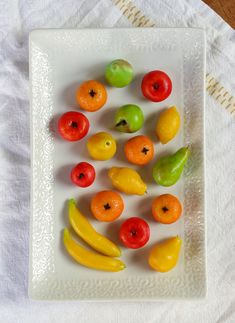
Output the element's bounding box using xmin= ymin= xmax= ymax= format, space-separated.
xmin=0 ymin=0 xmax=235 ymax=322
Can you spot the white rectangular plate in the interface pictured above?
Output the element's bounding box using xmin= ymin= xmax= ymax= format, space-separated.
xmin=29 ymin=28 xmax=206 ymax=300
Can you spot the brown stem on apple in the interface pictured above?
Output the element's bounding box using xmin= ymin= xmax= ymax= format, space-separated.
xmin=131 ymin=229 xmax=137 ymax=236
xmin=162 ymin=206 xmax=168 ymax=212
xmin=78 ymin=173 xmax=85 ymax=179
xmin=153 ymin=83 xmax=159 ymax=90
xmin=115 ymin=120 xmax=127 ymax=127
xmin=71 ymin=121 xmax=78 ymax=128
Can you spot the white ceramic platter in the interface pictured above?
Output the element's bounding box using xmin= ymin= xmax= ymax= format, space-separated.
xmin=29 ymin=28 xmax=206 ymax=300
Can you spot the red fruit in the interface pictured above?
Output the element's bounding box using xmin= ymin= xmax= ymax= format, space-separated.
xmin=141 ymin=70 xmax=172 ymax=102
xmin=58 ymin=111 xmax=89 ymax=141
xmin=71 ymin=162 xmax=95 ymax=187
xmin=119 ymin=217 xmax=150 ymax=249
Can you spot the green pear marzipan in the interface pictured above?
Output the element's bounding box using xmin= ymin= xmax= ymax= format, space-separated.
xmin=152 ymin=147 xmax=190 ymax=186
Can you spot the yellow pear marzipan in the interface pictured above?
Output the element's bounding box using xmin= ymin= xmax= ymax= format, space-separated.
xmin=108 ymin=167 xmax=147 ymax=195
xmin=148 ymin=236 xmax=182 ymax=272
xmin=156 ymin=106 xmax=180 ymax=144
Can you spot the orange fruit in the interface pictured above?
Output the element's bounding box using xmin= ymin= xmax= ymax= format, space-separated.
xmin=152 ymin=194 xmax=182 ymax=224
xmin=76 ymin=80 xmax=107 ymax=112
xmin=91 ymin=190 xmax=124 ymax=222
xmin=124 ymin=135 xmax=154 ymax=165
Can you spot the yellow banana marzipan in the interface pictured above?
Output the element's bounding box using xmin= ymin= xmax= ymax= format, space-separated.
xmin=68 ymin=199 xmax=121 ymax=257
xmin=63 ymin=229 xmax=126 ymax=272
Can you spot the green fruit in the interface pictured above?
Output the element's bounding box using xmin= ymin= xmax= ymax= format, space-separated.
xmin=153 ymin=147 xmax=190 ymax=186
xmin=105 ymin=59 xmax=133 ymax=87
xmin=115 ymin=104 xmax=144 ymax=133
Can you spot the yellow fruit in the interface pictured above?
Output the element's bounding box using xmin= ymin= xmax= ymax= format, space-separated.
xmin=69 ymin=199 xmax=121 ymax=257
xmin=108 ymin=167 xmax=147 ymax=195
xmin=63 ymin=229 xmax=126 ymax=272
xmin=156 ymin=106 xmax=180 ymax=144
xmin=87 ymin=132 xmax=116 ymax=160
xmin=148 ymin=236 xmax=182 ymax=272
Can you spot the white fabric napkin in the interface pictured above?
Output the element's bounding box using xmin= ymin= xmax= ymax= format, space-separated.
xmin=0 ymin=0 xmax=235 ymax=322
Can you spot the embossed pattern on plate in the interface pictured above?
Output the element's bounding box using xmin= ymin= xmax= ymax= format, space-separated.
xmin=29 ymin=29 xmax=206 ymax=300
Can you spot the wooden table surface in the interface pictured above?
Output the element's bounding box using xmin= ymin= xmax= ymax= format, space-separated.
xmin=203 ymin=0 xmax=235 ymax=28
